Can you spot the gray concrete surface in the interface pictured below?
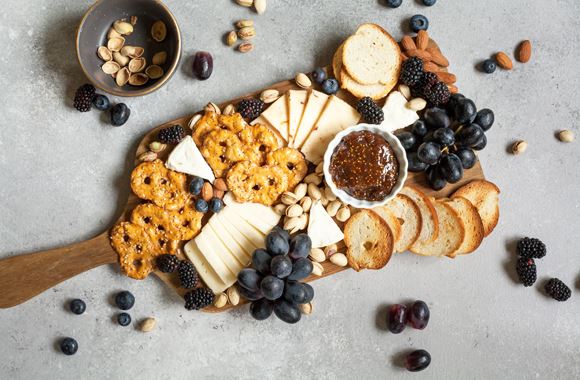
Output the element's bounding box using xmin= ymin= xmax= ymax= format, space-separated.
xmin=1 ymin=0 xmax=579 ymax=379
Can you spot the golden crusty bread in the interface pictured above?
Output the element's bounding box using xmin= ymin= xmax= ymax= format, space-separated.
xmin=342 ymin=24 xmax=401 ymax=88
xmin=411 ymin=200 xmax=465 ymax=257
xmin=344 ymin=210 xmax=394 ymax=271
xmin=444 ymin=197 xmax=485 ymax=257
xmin=400 ymin=186 xmax=439 ymax=251
xmin=372 ymin=207 xmax=402 ymax=246
xmin=452 ymin=180 xmax=500 ymax=237
xmin=383 ymin=194 xmax=422 ymax=253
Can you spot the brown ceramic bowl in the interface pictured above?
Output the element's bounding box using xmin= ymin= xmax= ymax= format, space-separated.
xmin=76 ymin=0 xmax=181 ymax=97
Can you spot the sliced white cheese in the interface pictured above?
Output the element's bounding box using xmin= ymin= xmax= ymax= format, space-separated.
xmin=251 ymin=115 xmax=286 ymax=147
xmin=207 ymin=216 xmax=252 ymax=266
xmin=307 ymin=200 xmax=344 ymax=248
xmin=165 ymin=135 xmax=215 ymax=182
xmin=195 ymin=226 xmax=241 ymax=278
xmin=380 ymin=91 xmax=419 ymax=132
xmin=293 ymin=90 xmax=329 ymax=149
xmin=214 ymin=211 xmax=260 ymax=256
xmin=202 ymin=224 xmax=245 ymax=269
xmin=260 ymin=94 xmax=289 ymax=143
xmin=223 ymin=193 xmax=281 ymax=233
xmin=300 ymin=96 xmax=361 ymax=164
xmin=184 ymin=240 xmax=235 ymax=293
xmin=286 ymin=90 xmax=309 ymax=146
xmin=219 ymin=208 xmax=266 ymax=249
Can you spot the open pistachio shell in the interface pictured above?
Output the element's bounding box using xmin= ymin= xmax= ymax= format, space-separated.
xmin=113 ymin=52 xmax=130 ymax=67
xmin=113 ymin=20 xmax=134 ymax=35
xmin=97 ymin=46 xmax=112 ymax=61
xmin=128 ymin=57 xmax=146 ymax=73
xmin=128 ymin=73 xmax=149 ymax=86
xmin=152 ymin=51 xmax=167 ymax=66
xmin=102 ymin=61 xmax=121 ymax=74
xmin=151 ymin=20 xmax=167 ymax=42
xmin=107 ymin=37 xmax=125 ymax=52
xmin=107 ymin=27 xmax=122 ymax=39
xmin=116 ymin=67 xmax=130 ymax=86
xmin=120 ymin=45 xmax=144 ymax=59
xmin=145 ymin=65 xmax=164 ymax=79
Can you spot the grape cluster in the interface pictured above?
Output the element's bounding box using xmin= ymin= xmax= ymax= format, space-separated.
xmin=396 ymin=93 xmax=494 ymax=190
xmin=237 ymin=227 xmax=314 ymax=324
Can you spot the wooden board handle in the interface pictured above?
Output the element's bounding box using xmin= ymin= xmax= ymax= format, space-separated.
xmin=0 ymin=232 xmax=117 ymax=308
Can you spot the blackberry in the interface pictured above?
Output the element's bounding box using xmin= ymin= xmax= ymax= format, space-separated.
xmin=544 ymin=278 xmax=571 ymax=302
xmin=184 ymin=288 xmax=215 ymax=310
xmin=73 ymin=84 xmax=95 ymax=112
xmin=400 ymin=57 xmax=424 ymax=87
xmin=356 ymin=97 xmax=384 ymax=124
xmin=412 ymin=71 xmax=438 ymax=98
xmin=178 ymin=260 xmax=199 ymax=289
xmin=516 ymin=258 xmax=537 ymax=287
xmin=156 ymin=254 xmax=179 ymax=273
xmin=158 ymin=125 xmax=185 ymax=144
xmin=517 ymin=237 xmax=546 ymax=259
xmin=237 ymin=98 xmax=264 ymax=120
xmin=424 ymin=81 xmax=451 ymax=106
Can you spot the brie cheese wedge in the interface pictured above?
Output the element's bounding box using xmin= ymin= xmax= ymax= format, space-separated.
xmin=307 ymin=200 xmax=344 ymax=248
xmin=380 ymin=91 xmax=419 ymax=132
xmin=165 ymin=135 xmax=215 ymax=181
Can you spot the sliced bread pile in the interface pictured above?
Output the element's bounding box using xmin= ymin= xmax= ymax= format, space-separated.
xmin=333 ymin=24 xmax=402 ymax=100
xmin=344 ymin=180 xmax=500 ymax=269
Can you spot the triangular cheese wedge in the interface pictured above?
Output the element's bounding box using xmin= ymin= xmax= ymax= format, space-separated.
xmin=307 ymin=200 xmax=344 ymax=248
xmin=293 ymin=90 xmax=329 ymax=149
xmin=286 ymin=90 xmax=308 ymax=146
xmin=165 ymin=135 xmax=215 ymax=181
xmin=300 ymin=96 xmax=360 ymax=164
xmin=380 ymin=91 xmax=419 ymax=132
xmin=260 ymin=94 xmax=289 ymax=143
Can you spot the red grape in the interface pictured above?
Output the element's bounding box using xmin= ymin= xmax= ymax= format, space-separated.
xmin=387 ymin=304 xmax=408 ymax=334
xmin=407 ymin=300 xmax=430 ymax=330
xmin=405 ymin=349 xmax=431 ymax=372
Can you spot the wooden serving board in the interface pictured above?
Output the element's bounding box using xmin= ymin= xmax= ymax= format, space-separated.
xmin=0 ymin=41 xmax=484 ymax=310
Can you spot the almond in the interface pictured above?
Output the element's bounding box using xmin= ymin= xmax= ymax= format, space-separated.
xmin=201 ymin=182 xmax=213 ymax=201
xmin=517 ymin=40 xmax=532 ymax=63
xmin=401 ymin=36 xmax=416 ymax=52
xmin=426 ymin=47 xmax=449 ymax=67
xmin=423 ymin=61 xmax=440 ymax=73
xmin=213 ymin=188 xmax=224 ymax=199
xmin=436 ymin=71 xmax=457 ymax=84
xmin=406 ymin=49 xmax=432 ymax=62
xmin=213 ymin=178 xmax=228 ymax=191
xmin=416 ymin=30 xmax=429 ymax=50
xmin=496 ymin=52 xmax=513 ymax=70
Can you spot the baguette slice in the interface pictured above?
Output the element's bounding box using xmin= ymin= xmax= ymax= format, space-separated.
xmin=452 ymin=180 xmax=500 ymax=237
xmin=342 ymin=23 xmax=401 ymax=88
xmin=344 ymin=210 xmax=394 ymax=271
xmin=372 ymin=207 xmax=402 ymax=246
xmin=400 ymin=186 xmax=439 ymax=250
xmin=444 ymin=197 xmax=484 ymax=257
xmin=383 ymin=194 xmax=422 ymax=253
xmin=411 ymin=200 xmax=465 ymax=257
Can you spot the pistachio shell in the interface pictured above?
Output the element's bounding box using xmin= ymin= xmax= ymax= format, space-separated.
xmin=151 ymin=20 xmax=167 ymax=42
xmin=102 ymin=61 xmax=120 ymax=74
xmin=128 ymin=57 xmax=146 ymax=73
xmin=107 ymin=27 xmax=122 ymax=39
xmin=113 ymin=20 xmax=134 ymax=35
xmin=116 ymin=67 xmax=130 ymax=86
xmin=145 ymin=65 xmax=164 ymax=79
xmin=107 ymin=37 xmax=125 ymax=52
xmin=120 ymin=45 xmax=144 ymax=58
xmin=152 ymin=51 xmax=167 ymax=65
xmin=113 ymin=52 xmax=130 ymax=67
xmin=97 ymin=46 xmax=112 ymax=61
xmin=129 ymin=73 xmax=149 ymax=86
xmin=130 ymin=16 xmax=138 ymax=26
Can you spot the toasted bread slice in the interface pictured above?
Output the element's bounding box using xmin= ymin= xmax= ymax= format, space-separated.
xmin=411 ymin=200 xmax=465 ymax=257
xmin=452 ymin=180 xmax=500 ymax=237
xmin=372 ymin=207 xmax=402 ymax=245
xmin=400 ymin=186 xmax=439 ymax=250
xmin=444 ymin=197 xmax=485 ymax=257
xmin=383 ymin=194 xmax=422 ymax=253
xmin=342 ymin=24 xmax=401 ymax=88
xmin=344 ymin=210 xmax=394 ymax=271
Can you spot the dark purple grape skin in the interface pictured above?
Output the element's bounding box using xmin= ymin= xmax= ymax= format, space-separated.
xmin=193 ymin=51 xmax=213 ymax=80
xmin=302 ymin=283 xmax=314 ymax=303
xmin=287 ymin=258 xmax=313 ymax=281
xmin=395 ymin=131 xmax=417 ymax=151
xmin=417 ymin=142 xmax=442 ymax=165
xmin=472 ymin=133 xmax=487 ymax=151
xmin=238 ymin=268 xmax=263 ymax=291
xmin=407 ymin=300 xmax=430 ymax=330
xmin=405 ymin=349 xmax=431 ymax=372
xmin=251 ymin=249 xmax=272 ymax=274
xmin=424 ymin=107 xmax=451 ymax=129
xmin=273 ymin=299 xmax=301 ymax=324
xmin=456 ymin=124 xmax=484 ymax=147
xmin=260 ymin=275 xmax=284 ymax=300
xmin=388 ymin=304 xmax=408 ymax=334
xmin=250 ymin=298 xmax=273 ymax=320
xmin=408 ymin=152 xmax=429 ymax=173
xmin=439 ymin=153 xmax=463 ymax=183
xmin=426 ymin=165 xmax=446 ymax=190
xmin=289 ymin=234 xmax=312 ymax=260
xmin=455 ymin=148 xmax=477 ymax=169
xmin=411 ymin=120 xmax=428 ymax=137
xmin=237 ymin=285 xmax=263 ymax=301
xmin=270 ymin=255 xmax=292 ymax=278
xmin=474 ymin=108 xmax=494 ymax=131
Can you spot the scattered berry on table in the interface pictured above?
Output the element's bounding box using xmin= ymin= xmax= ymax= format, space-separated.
xmin=407 ymin=300 xmax=430 ymax=330
xmin=385 ymin=0 xmax=402 ymax=8
xmin=189 ymin=176 xmax=204 ymax=195
xmin=73 ymin=84 xmax=95 ymax=112
xmin=117 ymin=312 xmax=132 ymax=326
xmin=115 ymin=291 xmax=135 ymax=310
xmin=357 ymin=97 xmax=385 ymax=124
xmin=184 ymin=288 xmax=215 ymax=310
xmin=388 ymin=304 xmax=408 ymax=334
xmin=156 ymin=254 xmax=180 ymax=273
xmin=110 ymin=103 xmax=131 ymax=126
xmin=237 ymin=98 xmax=264 ymax=120
xmin=517 ymin=237 xmax=546 ymax=259
xmin=311 ymin=68 xmax=327 ymax=84
xmin=482 ymin=59 xmax=497 ymax=74
xmin=424 ymin=81 xmax=451 ymax=106
xmin=321 ymin=78 xmax=339 ymax=95
xmin=209 ymin=197 xmax=223 ymax=213
xmin=178 ymin=260 xmax=199 ymax=289
xmin=69 ymin=299 xmax=86 ymax=315
xmin=410 ymin=14 xmax=429 ymax=32
xmin=544 ymin=278 xmax=571 ymax=302
xmin=516 ymin=258 xmax=537 ymax=287
xmin=195 ymin=198 xmax=209 ymax=213
xmin=60 ymin=337 xmax=79 ymax=356
xmin=92 ymin=94 xmax=111 ymax=111
xmin=405 ymin=349 xmax=431 ymax=372
xmin=158 ymin=125 xmax=185 ymax=144
xmin=422 ymin=0 xmax=436 ymax=6
xmin=400 ymin=57 xmax=424 ymax=87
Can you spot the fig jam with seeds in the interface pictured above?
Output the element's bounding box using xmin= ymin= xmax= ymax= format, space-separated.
xmin=329 ymin=131 xmax=399 ymax=201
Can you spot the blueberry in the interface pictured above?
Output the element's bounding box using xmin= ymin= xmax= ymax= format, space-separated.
xmin=482 ymin=59 xmax=497 ymax=74
xmin=410 ymin=15 xmax=429 ymax=32
xmin=195 ymin=199 xmax=209 ymax=213
xmin=474 ymin=108 xmax=494 ymax=131
xmin=422 ymin=0 xmax=436 ymax=5
xmin=321 ymin=78 xmax=339 ymax=95
xmin=411 ymin=120 xmax=428 ymax=137
xmin=117 ymin=312 xmax=131 ymax=326
xmin=385 ymin=0 xmax=402 ymax=7
xmin=189 ymin=177 xmax=204 ymax=195
xmin=60 ymin=337 xmax=78 ymax=356
xmin=69 ymin=299 xmax=86 ymax=315
xmin=311 ymin=68 xmax=327 ymax=84
xmin=92 ymin=94 xmax=110 ymax=111
xmin=209 ymin=197 xmax=223 ymax=213
xmin=115 ymin=291 xmax=135 ymax=310
xmin=265 ymin=231 xmax=290 ymax=256
xmin=110 ymin=103 xmax=130 ymax=126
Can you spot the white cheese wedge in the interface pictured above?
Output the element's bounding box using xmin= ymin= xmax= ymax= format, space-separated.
xmin=219 ymin=208 xmax=266 ymax=249
xmin=307 ymin=200 xmax=344 ymax=248
xmin=223 ymin=193 xmax=281 ymax=233
xmin=251 ymin=115 xmax=286 ymax=147
xmin=380 ymin=91 xmax=419 ymax=132
xmin=286 ymin=90 xmax=309 ymax=146
xmin=207 ymin=215 xmax=252 ymax=264
xmin=300 ymin=95 xmax=361 ymax=164
xmin=195 ymin=226 xmax=242 ymax=278
xmin=184 ymin=240 xmax=235 ymax=292
xmin=165 ymin=135 xmax=215 ymax=182
xmin=260 ymin=94 xmax=289 ymax=143
xmin=293 ymin=90 xmax=329 ymax=149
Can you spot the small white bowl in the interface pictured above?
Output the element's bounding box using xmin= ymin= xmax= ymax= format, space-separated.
xmin=323 ymin=124 xmax=408 ymax=209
